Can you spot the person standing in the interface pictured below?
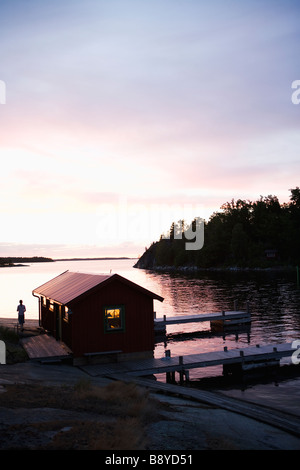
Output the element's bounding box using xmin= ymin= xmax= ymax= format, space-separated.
xmin=17 ymin=300 xmax=26 ymax=331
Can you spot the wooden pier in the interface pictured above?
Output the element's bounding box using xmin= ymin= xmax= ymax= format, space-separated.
xmin=81 ymin=342 xmax=297 ymax=381
xmin=154 ymin=309 xmax=251 ymax=333
xmin=20 ymin=334 xmax=73 ymax=363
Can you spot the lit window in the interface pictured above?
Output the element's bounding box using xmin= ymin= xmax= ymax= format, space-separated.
xmin=104 ymin=306 xmax=125 ymax=332
xmin=63 ymin=306 xmax=69 ymax=323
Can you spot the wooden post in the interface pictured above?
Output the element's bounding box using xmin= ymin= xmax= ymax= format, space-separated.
xmin=234 ymin=300 xmax=238 ymax=311
xmin=163 ymin=314 xmax=166 ymax=322
xmin=179 ymin=370 xmax=184 ymax=384
xmin=165 ymin=350 xmax=171 ymax=383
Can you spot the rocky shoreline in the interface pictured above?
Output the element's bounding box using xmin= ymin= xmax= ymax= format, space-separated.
xmin=1 ymin=320 xmax=300 ymax=450
xmin=134 ymin=260 xmax=295 ymax=274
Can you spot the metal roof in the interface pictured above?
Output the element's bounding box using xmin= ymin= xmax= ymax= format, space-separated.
xmin=32 ymin=271 xmax=164 ymax=305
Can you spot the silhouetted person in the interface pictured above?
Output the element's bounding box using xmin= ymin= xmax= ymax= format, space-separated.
xmin=17 ymin=300 xmax=26 ymax=331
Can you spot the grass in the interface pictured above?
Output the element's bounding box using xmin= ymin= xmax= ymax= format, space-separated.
xmin=0 ymin=379 xmax=164 ymax=450
xmin=0 ymin=326 xmax=28 ymax=363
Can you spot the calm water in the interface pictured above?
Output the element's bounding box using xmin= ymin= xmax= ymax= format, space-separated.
xmin=1 ymin=259 xmax=300 ymax=388
xmin=2 ymin=258 xmax=300 ymax=357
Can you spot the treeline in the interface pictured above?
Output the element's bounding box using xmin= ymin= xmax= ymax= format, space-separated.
xmin=0 ymin=256 xmax=54 ymax=266
xmin=135 ymin=187 xmax=300 ymax=270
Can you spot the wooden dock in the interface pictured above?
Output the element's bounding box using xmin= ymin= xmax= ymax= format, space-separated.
xmin=20 ymin=334 xmax=73 ymax=363
xmin=154 ymin=310 xmax=251 ymax=333
xmin=81 ymin=342 xmax=297 ymax=380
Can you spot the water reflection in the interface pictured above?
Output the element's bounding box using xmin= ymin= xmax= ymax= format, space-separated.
xmin=1 ymin=260 xmax=300 ymax=379
xmin=151 ymin=269 xmax=300 ymax=379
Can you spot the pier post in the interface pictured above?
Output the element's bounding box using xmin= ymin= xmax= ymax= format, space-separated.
xmin=178 ymin=356 xmax=184 ymax=384
xmin=165 ymin=350 xmax=173 ymax=383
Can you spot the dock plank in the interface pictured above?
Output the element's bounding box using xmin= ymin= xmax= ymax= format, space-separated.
xmin=81 ymin=342 xmax=297 ymax=378
xmin=21 ymin=334 xmax=72 ymax=360
xmin=154 ymin=310 xmax=250 ymax=326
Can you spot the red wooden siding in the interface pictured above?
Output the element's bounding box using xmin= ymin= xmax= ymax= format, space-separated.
xmin=35 ymin=272 xmax=163 ymax=359
xmin=68 ymin=279 xmax=155 ymax=357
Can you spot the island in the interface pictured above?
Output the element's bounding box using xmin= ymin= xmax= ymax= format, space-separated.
xmin=135 ymin=188 xmax=300 ymax=272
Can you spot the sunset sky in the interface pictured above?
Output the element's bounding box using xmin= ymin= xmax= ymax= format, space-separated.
xmin=1 ymin=0 xmax=299 ymax=258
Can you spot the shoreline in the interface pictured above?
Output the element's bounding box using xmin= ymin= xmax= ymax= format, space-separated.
xmin=0 ymin=257 xmax=137 ymax=268
xmin=134 ymin=263 xmax=296 ymax=274
xmin=1 ymin=317 xmax=300 ymax=449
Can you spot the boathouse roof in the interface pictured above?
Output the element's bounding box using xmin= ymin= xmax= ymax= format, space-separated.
xmin=32 ymin=270 xmax=164 ymax=305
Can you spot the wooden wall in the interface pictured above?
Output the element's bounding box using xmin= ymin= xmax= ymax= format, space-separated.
xmin=68 ymin=278 xmax=155 ymax=357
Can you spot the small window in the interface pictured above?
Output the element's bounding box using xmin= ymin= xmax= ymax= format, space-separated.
xmin=104 ymin=305 xmax=125 ymax=332
xmin=63 ymin=306 xmax=69 ymax=323
xmin=49 ymin=301 xmax=54 ymax=311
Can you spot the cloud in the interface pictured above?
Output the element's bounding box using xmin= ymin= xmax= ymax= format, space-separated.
xmin=0 ymin=0 xmax=299 ymax=257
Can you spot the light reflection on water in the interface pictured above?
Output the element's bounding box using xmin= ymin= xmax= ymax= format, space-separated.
xmin=1 ymin=259 xmax=300 ymax=379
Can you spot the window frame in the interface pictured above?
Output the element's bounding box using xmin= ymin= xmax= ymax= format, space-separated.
xmin=103 ymin=305 xmax=125 ymax=333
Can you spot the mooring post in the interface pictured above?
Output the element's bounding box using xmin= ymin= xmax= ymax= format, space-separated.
xmin=163 ymin=314 xmax=166 ymax=322
xmin=179 ymin=370 xmax=184 ymax=384
xmin=234 ymin=300 xmax=238 ymax=311
xmin=165 ymin=350 xmax=171 ymax=383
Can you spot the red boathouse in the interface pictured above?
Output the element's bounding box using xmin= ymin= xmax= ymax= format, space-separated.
xmin=32 ymin=271 xmax=164 ymax=364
